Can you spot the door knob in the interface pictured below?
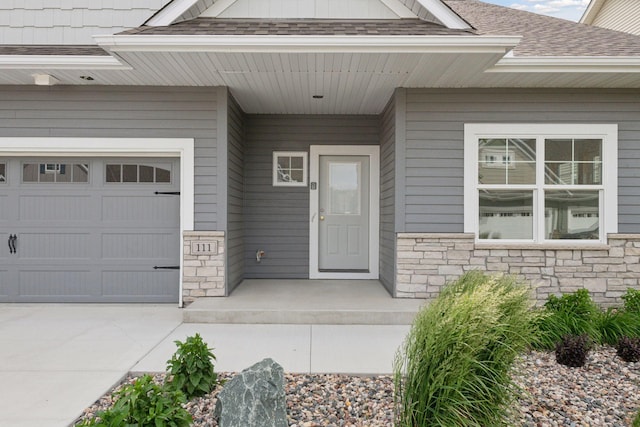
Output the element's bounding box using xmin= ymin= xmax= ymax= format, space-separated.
xmin=320 ymin=216 xmax=325 ymax=221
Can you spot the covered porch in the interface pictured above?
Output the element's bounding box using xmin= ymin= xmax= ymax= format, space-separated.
xmin=183 ymin=279 xmax=424 ymax=324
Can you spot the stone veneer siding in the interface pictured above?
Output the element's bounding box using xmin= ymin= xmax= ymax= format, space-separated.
xmin=183 ymin=231 xmax=226 ymax=303
xmin=396 ymin=233 xmax=640 ymax=306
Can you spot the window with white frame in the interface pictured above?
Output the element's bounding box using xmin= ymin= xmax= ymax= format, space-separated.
xmin=464 ymin=124 xmax=617 ymax=244
xmin=273 ymin=151 xmax=307 ymax=187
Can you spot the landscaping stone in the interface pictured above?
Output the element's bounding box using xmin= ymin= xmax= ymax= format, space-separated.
xmin=213 ymin=358 xmax=287 ymax=427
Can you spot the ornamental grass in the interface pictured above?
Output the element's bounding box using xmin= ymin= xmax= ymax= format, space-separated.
xmin=394 ymin=271 xmax=536 ymax=427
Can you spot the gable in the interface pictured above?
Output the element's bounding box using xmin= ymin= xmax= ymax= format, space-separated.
xmin=201 ymin=0 xmax=414 ymax=19
xmin=147 ymin=0 xmax=470 ymax=28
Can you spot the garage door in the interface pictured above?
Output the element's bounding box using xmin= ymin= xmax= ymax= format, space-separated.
xmin=0 ymin=157 xmax=180 ymax=303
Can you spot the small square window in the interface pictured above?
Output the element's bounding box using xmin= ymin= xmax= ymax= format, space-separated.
xmin=273 ymin=152 xmax=307 ymax=187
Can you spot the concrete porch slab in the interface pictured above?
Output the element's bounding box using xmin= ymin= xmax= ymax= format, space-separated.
xmin=183 ymin=279 xmax=426 ymax=324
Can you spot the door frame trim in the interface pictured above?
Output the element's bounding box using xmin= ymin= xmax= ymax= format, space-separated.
xmin=309 ymin=145 xmax=380 ymax=279
xmin=0 ymin=137 xmax=194 ymax=306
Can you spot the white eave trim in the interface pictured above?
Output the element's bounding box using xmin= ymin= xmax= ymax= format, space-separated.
xmin=0 ymin=55 xmax=130 ymax=70
xmin=146 ymin=0 xmax=200 ymax=26
xmin=95 ymin=34 xmax=520 ymax=53
xmin=580 ymin=0 xmax=604 ymax=24
xmin=489 ymin=56 xmax=640 ymax=73
xmin=415 ymin=0 xmax=471 ymax=29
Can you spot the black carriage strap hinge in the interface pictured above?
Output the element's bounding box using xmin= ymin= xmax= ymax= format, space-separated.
xmin=8 ymin=234 xmax=16 ymax=254
xmin=153 ymin=266 xmax=180 ymax=270
xmin=154 ymin=191 xmax=180 ymax=195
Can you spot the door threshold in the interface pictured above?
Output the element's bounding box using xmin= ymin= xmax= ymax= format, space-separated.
xmin=319 ymin=269 xmax=369 ymax=273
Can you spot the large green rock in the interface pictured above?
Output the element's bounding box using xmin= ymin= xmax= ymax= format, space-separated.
xmin=214 ymin=358 xmax=287 ymax=427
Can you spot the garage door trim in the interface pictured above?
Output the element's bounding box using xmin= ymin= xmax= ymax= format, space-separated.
xmin=0 ymin=137 xmax=194 ymax=307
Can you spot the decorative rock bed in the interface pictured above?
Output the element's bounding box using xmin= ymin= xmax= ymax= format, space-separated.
xmin=76 ymin=347 xmax=639 ymax=427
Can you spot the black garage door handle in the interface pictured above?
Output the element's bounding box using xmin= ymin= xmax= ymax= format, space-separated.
xmin=153 ymin=265 xmax=179 ymax=270
xmin=8 ymin=234 xmax=16 ymax=254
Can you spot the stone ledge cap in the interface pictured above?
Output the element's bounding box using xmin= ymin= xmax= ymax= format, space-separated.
xmin=184 ymin=231 xmax=225 ymax=237
xmin=608 ymin=233 xmax=640 ymax=239
xmin=397 ymin=233 xmax=474 ymax=239
xmin=475 ymin=243 xmax=610 ymax=250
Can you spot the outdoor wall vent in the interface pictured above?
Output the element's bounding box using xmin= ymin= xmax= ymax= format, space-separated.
xmin=32 ymin=74 xmax=59 ymax=86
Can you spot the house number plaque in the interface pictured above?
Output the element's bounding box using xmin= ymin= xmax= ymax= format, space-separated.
xmin=191 ymin=241 xmax=218 ymax=255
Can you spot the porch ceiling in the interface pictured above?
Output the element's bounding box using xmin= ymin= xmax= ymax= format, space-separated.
xmin=2 ymin=36 xmax=640 ymax=114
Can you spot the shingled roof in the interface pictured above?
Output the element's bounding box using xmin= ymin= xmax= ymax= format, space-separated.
xmin=443 ymin=0 xmax=640 ymax=56
xmin=118 ymin=18 xmax=475 ymax=36
xmin=0 ymin=45 xmax=109 ymax=56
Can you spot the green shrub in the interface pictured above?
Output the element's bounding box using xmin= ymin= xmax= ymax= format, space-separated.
xmin=394 ymin=271 xmax=535 ymax=427
xmin=78 ymin=375 xmax=192 ymax=427
xmin=532 ymin=289 xmax=602 ymax=350
xmin=633 ymin=408 xmax=640 ymax=427
xmin=596 ymin=309 xmax=640 ymax=346
xmin=166 ymin=333 xmax=218 ymax=399
xmin=622 ymin=288 xmax=640 ymax=314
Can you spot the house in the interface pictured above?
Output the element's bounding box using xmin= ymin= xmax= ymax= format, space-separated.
xmin=581 ymin=0 xmax=640 ymax=35
xmin=1 ymin=0 xmax=639 ymax=306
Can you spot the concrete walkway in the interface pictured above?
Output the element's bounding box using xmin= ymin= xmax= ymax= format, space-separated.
xmin=0 ymin=304 xmax=411 ymax=427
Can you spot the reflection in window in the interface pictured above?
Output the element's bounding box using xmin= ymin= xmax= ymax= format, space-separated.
xmin=479 ymin=190 xmax=533 ymax=240
xmin=479 ymin=138 xmax=536 ymax=185
xmin=329 ymin=162 xmax=360 ymax=215
xmin=0 ymin=163 xmax=5 ymax=183
xmin=546 ymin=190 xmax=599 ymax=240
xmin=105 ymin=164 xmax=171 ymax=184
xmin=272 ymin=152 xmax=307 ymax=186
xmin=23 ymin=163 xmax=89 ymax=183
xmin=545 ymin=139 xmax=602 ymax=185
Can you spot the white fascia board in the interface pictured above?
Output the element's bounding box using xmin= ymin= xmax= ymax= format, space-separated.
xmin=415 ymin=0 xmax=471 ymax=29
xmin=489 ymin=56 xmax=640 ymax=73
xmin=146 ymin=0 xmax=200 ymax=26
xmin=0 ymin=55 xmax=130 ymax=70
xmin=580 ymin=0 xmax=604 ymax=24
xmin=95 ymin=34 xmax=520 ymax=54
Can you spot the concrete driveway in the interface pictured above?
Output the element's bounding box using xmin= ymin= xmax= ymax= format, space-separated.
xmin=0 ymin=304 xmax=182 ymax=427
xmin=0 ymin=304 xmax=410 ymax=427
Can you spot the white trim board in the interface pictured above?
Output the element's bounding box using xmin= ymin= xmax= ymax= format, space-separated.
xmin=463 ymin=123 xmax=618 ymax=245
xmin=309 ymin=145 xmax=380 ymax=280
xmin=0 ymin=137 xmax=195 ymax=307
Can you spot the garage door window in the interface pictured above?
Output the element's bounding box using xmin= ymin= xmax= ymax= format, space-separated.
xmin=22 ymin=163 xmax=89 ymax=183
xmin=0 ymin=163 xmax=5 ymax=183
xmin=106 ymin=164 xmax=171 ymax=184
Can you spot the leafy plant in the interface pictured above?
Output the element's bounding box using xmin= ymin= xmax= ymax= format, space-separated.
xmin=555 ymin=334 xmax=591 ymax=368
xmin=166 ymin=333 xmax=218 ymax=399
xmin=633 ymin=408 xmax=640 ymax=427
xmin=596 ymin=309 xmax=640 ymax=346
xmin=617 ymin=336 xmax=640 ymax=363
xmin=532 ymin=289 xmax=602 ymax=350
xmin=622 ymin=288 xmax=640 ymax=314
xmin=394 ymin=271 xmax=536 ymax=427
xmin=78 ymin=375 xmax=192 ymax=427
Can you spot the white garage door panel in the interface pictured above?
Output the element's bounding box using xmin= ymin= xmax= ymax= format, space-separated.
xmin=0 ymin=157 xmax=181 ymax=303
xmin=102 ymin=233 xmax=178 ymax=259
xmin=20 ymin=195 xmax=93 ymax=221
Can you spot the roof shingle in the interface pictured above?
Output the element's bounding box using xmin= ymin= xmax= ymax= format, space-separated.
xmin=118 ymin=18 xmax=476 ymax=36
xmin=443 ymin=0 xmax=640 ymax=56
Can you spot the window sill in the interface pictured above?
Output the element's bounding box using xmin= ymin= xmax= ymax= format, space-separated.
xmin=475 ymin=242 xmax=610 ymax=251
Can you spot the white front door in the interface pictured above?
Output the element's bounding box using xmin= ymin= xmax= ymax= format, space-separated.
xmin=310 ymin=146 xmax=379 ymax=279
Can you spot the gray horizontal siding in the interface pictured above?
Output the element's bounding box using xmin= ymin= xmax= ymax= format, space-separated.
xmin=0 ymin=85 xmax=218 ymax=231
xmin=243 ymin=114 xmax=379 ymax=279
xmin=402 ymin=88 xmax=640 ymax=233
xmin=379 ymin=96 xmax=396 ymax=294
xmin=226 ymin=93 xmax=245 ymax=292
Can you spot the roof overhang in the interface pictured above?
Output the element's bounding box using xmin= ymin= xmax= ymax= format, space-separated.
xmin=489 ymin=56 xmax=640 ymax=73
xmin=580 ymin=0 xmax=604 ymax=24
xmin=0 ymin=55 xmax=129 ymax=70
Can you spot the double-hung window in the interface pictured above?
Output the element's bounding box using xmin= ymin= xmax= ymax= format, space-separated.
xmin=464 ymin=124 xmax=617 ymax=244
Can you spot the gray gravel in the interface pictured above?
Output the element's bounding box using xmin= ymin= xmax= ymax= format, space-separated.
xmin=76 ymin=347 xmax=639 ymax=426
